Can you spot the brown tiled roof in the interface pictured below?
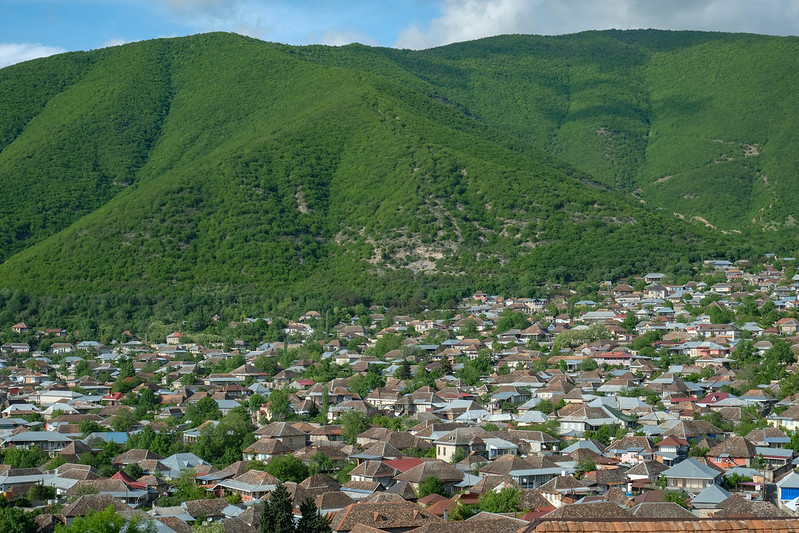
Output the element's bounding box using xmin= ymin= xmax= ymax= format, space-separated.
xmin=299 ymin=473 xmax=341 ymax=496
xmin=386 ymin=480 xmax=418 ymax=500
xmin=520 ymin=489 xmax=553 ymax=510
xmin=243 ymin=437 xmax=292 ymax=454
xmin=713 ymin=494 xmax=789 ymax=519
xmin=395 ymin=460 xmax=464 ymax=484
xmin=518 ymin=518 xmax=799 ymax=532
xmin=596 ymin=487 xmax=633 ymax=507
xmin=661 ymin=420 xmax=722 ymax=439
xmin=56 ymin=464 xmax=101 ymax=480
xmin=632 ymin=490 xmax=667 ymax=504
xmin=155 ymin=516 xmax=193 ymax=533
xmin=361 ymin=441 xmax=406 ymax=458
xmin=581 ymin=469 xmax=628 ymax=488
xmin=60 ymin=494 xmax=134 ymax=518
xmin=183 ymin=498 xmax=230 ymax=518
xmin=350 ymin=460 xmax=399 ymax=480
xmin=316 ymin=490 xmax=356 ymax=510
xmin=626 ymin=460 xmax=669 ymax=479
xmin=348 ymin=525 xmax=386 ymax=533
xmin=64 ymin=479 xmax=130 ymax=497
xmin=341 ymin=480 xmax=383 ymax=493
xmin=540 ymin=501 xmax=633 ymax=520
xmin=254 ymin=421 xmax=307 ymax=438
xmin=707 ymin=436 xmax=757 ymax=459
xmin=606 ymin=436 xmax=654 ymax=453
xmin=362 ymin=492 xmax=407 ymax=503
xmin=328 ymin=501 xmax=440 ymax=532
xmin=480 ymin=454 xmax=557 ymax=476
xmin=469 ymin=474 xmax=517 ymax=495
xmin=232 ymin=469 xmax=280 ymax=486
xmin=113 ymin=448 xmax=164 ymax=464
xmin=629 ymin=502 xmax=697 ymax=520
xmin=538 ymin=475 xmax=588 ymax=494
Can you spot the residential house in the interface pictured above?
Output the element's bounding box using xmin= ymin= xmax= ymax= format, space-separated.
xmin=241 ymin=437 xmax=291 ymax=462
xmin=662 ymin=457 xmax=722 ymax=493
xmin=215 ymin=470 xmax=279 ymax=503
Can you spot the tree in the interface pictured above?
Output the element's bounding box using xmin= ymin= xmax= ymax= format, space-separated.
xmin=185 ymin=396 xmax=221 ymax=427
xmin=450 ymin=448 xmax=467 ymax=465
xmin=137 ymin=388 xmax=157 ymax=411
xmin=191 ymin=406 xmax=255 ymax=467
xmin=264 ymin=454 xmax=310 ymax=483
xmin=766 ymin=341 xmax=795 ymax=366
xmin=268 ymin=389 xmax=291 ymax=421
xmin=27 ymin=483 xmax=56 ymax=502
xmin=123 ymin=463 xmax=143 ymax=480
xmin=394 ymin=360 xmax=412 ymax=380
xmin=0 ymin=505 xmax=36 ymax=533
xmin=621 ymin=312 xmax=638 ymax=333
xmin=664 ymin=490 xmax=690 ymax=509
xmin=439 ymin=357 xmax=453 ymax=376
xmin=418 ymin=476 xmax=447 ymax=498
xmin=249 ymin=393 xmax=266 ymax=416
xmin=79 ymin=419 xmax=105 ymax=436
xmin=574 ymin=459 xmax=596 ymax=479
xmin=156 ymin=471 xmax=211 ymax=507
xmin=259 ymin=483 xmax=295 ymax=533
xmin=495 ymin=310 xmax=528 ymax=334
xmin=296 ymin=496 xmax=331 ymax=533
xmin=479 ymin=486 xmax=521 ymax=513
xmin=448 ymin=503 xmax=479 ymax=521
xmin=340 ymin=410 xmax=369 ymax=445
xmin=4 ymin=446 xmax=48 ymax=468
xmin=374 ymin=334 xmax=404 ymax=356
xmin=111 ymin=408 xmax=137 ymax=432
xmin=55 ymin=504 xmax=156 ymax=532
xmin=585 ymin=424 xmax=619 ymax=446
xmin=348 ymin=371 xmax=385 ymax=399
xmin=458 ymin=319 xmax=479 ymax=338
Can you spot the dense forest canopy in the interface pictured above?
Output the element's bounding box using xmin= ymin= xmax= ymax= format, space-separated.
xmin=0 ymin=30 xmax=795 ymax=325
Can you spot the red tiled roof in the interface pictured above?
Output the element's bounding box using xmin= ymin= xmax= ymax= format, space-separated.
xmin=384 ymin=458 xmax=425 ymax=472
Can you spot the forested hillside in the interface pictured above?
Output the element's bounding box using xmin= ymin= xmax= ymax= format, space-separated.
xmin=0 ymin=30 xmax=793 ymax=323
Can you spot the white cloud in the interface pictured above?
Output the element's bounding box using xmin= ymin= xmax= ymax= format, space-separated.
xmin=150 ymin=0 xmax=378 ymax=45
xmin=321 ymin=29 xmax=378 ymax=47
xmin=153 ymin=0 xmax=269 ymax=37
xmin=395 ymin=0 xmax=799 ymax=50
xmin=396 ymin=0 xmax=535 ymax=49
xmin=0 ymin=43 xmax=67 ymax=68
xmin=103 ymin=38 xmax=128 ymax=48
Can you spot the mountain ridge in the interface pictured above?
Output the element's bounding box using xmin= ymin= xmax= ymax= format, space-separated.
xmin=0 ymin=30 xmax=791 ymax=320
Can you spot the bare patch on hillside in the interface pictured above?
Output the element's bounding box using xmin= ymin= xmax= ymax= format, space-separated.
xmin=295 ymin=189 xmax=309 ymax=214
xmin=692 ymin=216 xmax=716 ymax=229
xmin=654 ymin=175 xmax=671 ymax=184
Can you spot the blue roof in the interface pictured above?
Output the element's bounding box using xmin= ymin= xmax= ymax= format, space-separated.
xmin=82 ymin=431 xmax=129 ymax=444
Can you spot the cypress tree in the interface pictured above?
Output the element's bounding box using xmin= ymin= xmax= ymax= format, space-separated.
xmin=296 ymin=496 xmax=331 ymax=533
xmin=260 ymin=482 xmax=295 ymax=533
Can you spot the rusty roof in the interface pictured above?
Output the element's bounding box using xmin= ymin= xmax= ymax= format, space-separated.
xmin=518 ymin=518 xmax=799 ymax=532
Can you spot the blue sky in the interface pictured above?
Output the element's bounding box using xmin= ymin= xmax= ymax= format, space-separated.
xmin=2 ymin=0 xmax=799 ymax=67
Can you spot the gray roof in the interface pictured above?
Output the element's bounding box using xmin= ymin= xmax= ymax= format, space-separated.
xmin=663 ymin=458 xmax=721 ymax=481
xmin=161 ymin=453 xmax=208 ymax=476
xmin=4 ymin=431 xmax=72 ymax=444
xmin=691 ymin=483 xmax=731 ymax=505
xmin=777 ymin=470 xmax=799 ymax=488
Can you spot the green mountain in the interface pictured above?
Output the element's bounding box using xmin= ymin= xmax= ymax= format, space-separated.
xmin=0 ymin=31 xmax=793 ymax=320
